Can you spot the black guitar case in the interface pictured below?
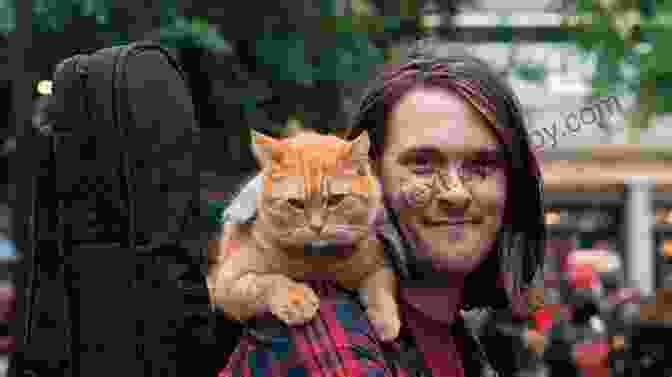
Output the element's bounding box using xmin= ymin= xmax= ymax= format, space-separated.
xmin=10 ymin=41 xmax=222 ymax=377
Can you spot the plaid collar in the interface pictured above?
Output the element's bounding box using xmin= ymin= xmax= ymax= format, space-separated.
xmin=221 ymin=284 xmax=503 ymax=377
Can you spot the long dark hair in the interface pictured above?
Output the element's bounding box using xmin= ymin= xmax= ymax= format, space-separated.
xmin=347 ymin=43 xmax=546 ymax=312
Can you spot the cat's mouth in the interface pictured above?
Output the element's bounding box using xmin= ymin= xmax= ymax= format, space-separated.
xmin=302 ymin=240 xmax=356 ymax=257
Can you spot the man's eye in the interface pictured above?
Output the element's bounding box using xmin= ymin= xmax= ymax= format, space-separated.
xmin=410 ymin=157 xmax=434 ymax=175
xmin=326 ymin=194 xmax=347 ymax=207
xmin=287 ymin=198 xmax=305 ymax=209
xmin=463 ymin=159 xmax=498 ymax=177
xmin=411 ymin=166 xmax=434 ymax=175
xmin=414 ymin=156 xmax=431 ymax=165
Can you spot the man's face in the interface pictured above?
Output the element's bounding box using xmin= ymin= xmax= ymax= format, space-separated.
xmin=376 ymin=87 xmax=508 ymax=273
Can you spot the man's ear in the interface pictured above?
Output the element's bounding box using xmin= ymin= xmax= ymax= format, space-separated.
xmin=250 ymin=129 xmax=281 ymax=169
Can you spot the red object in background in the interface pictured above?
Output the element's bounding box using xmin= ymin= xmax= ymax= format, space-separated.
xmin=207 ymin=191 xmax=227 ymax=200
xmin=0 ymin=284 xmax=15 ymax=353
xmin=531 ymin=308 xmax=554 ymax=333
xmin=0 ymin=285 xmax=15 ymax=321
xmin=568 ymin=263 xmax=598 ymax=289
xmin=573 ymin=341 xmax=610 ymax=377
xmin=0 ymin=336 xmax=14 ymax=353
xmin=531 ymin=304 xmax=564 ymax=333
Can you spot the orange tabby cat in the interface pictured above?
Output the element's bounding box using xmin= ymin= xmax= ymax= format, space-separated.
xmin=209 ymin=129 xmax=401 ymax=341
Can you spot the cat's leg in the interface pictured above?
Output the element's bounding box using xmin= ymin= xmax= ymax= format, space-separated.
xmin=264 ymin=274 xmax=320 ymax=325
xmin=209 ymin=234 xmax=319 ymax=324
xmin=358 ymin=266 xmax=401 ymax=342
xmin=213 ymin=270 xmax=320 ymax=325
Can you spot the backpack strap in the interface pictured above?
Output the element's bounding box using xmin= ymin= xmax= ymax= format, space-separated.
xmin=107 ymin=41 xmax=188 ymax=250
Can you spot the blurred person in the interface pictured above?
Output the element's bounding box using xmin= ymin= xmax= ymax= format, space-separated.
xmin=539 ymin=249 xmax=639 ymax=377
xmin=210 ymin=44 xmax=546 ymax=377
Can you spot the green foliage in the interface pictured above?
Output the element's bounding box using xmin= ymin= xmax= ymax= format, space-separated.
xmin=157 ymin=16 xmax=231 ymax=51
xmin=570 ymin=0 xmax=672 ymax=115
xmin=0 ymin=0 xmax=15 ymax=34
xmin=316 ymin=26 xmax=384 ymax=82
xmin=640 ymin=0 xmax=656 ymax=18
xmin=250 ymin=0 xmax=386 ymax=85
xmin=655 ymin=75 xmax=672 ymax=114
xmin=2 ymin=0 xmax=396 ymax=134
xmin=31 ymin=0 xmax=110 ymax=33
xmin=255 ymin=31 xmax=316 ymax=85
xmin=3 ymin=0 xmax=387 ymax=85
xmin=642 ymin=0 xmax=672 ymax=113
xmin=253 ymin=17 xmax=385 ymax=86
xmin=589 ymin=46 xmax=635 ymax=98
xmin=1 ymin=0 xmax=230 ymax=50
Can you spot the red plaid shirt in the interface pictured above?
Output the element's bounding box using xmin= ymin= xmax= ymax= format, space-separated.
xmin=219 ymin=281 xmax=417 ymax=377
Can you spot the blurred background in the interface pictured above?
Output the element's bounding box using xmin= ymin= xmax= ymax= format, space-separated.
xmin=0 ymin=0 xmax=671 ymax=374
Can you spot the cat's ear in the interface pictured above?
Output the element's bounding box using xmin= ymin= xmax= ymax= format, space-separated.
xmin=348 ymin=130 xmax=370 ymax=160
xmin=251 ymin=129 xmax=281 ymax=168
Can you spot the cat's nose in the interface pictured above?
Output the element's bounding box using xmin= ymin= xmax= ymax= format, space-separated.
xmin=309 ymin=223 xmax=324 ymax=234
xmin=309 ymin=215 xmax=325 ymax=234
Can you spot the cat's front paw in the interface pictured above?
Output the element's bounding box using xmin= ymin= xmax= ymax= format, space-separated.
xmin=367 ymin=308 xmax=401 ymax=342
xmin=268 ymin=281 xmax=320 ymax=326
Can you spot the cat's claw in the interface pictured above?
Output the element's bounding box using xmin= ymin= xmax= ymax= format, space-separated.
xmin=367 ymin=309 xmax=401 ymax=342
xmin=269 ymin=282 xmax=320 ymax=326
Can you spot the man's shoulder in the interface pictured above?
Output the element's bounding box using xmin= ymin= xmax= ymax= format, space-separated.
xmin=237 ymin=284 xmax=393 ymax=376
xmin=247 ymin=281 xmax=369 ymax=340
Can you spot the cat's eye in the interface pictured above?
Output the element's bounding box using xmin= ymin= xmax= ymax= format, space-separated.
xmin=287 ymin=198 xmax=305 ymax=209
xmin=326 ymin=194 xmax=346 ymax=208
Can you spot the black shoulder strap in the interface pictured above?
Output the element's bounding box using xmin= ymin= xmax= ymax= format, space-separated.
xmin=106 ymin=42 xmax=187 ymax=250
xmin=397 ymin=330 xmax=434 ymax=377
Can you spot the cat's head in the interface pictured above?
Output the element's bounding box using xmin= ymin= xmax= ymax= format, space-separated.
xmin=251 ymin=130 xmax=380 ymax=251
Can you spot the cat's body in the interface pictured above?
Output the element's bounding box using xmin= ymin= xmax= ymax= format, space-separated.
xmin=209 ymin=130 xmax=401 ymax=341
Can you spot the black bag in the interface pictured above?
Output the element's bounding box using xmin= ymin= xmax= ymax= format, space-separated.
xmin=11 ymin=42 xmax=220 ymax=377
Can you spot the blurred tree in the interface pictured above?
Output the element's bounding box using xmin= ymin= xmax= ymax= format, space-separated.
xmin=0 ymin=0 xmax=457 ymax=175
xmin=0 ymin=0 xmax=232 ymax=128
xmin=178 ymin=0 xmax=454 ymax=136
xmin=0 ymin=0 xmax=444 ymax=133
xmin=0 ymin=0 xmax=232 ymax=53
xmin=563 ymin=0 xmax=671 ymax=143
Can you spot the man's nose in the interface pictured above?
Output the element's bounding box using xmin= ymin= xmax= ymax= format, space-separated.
xmin=435 ymin=171 xmax=472 ymax=209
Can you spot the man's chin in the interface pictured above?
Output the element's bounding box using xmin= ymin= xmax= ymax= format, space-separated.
xmin=415 ymin=222 xmax=472 ymax=243
xmin=425 ymin=248 xmax=488 ymax=272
